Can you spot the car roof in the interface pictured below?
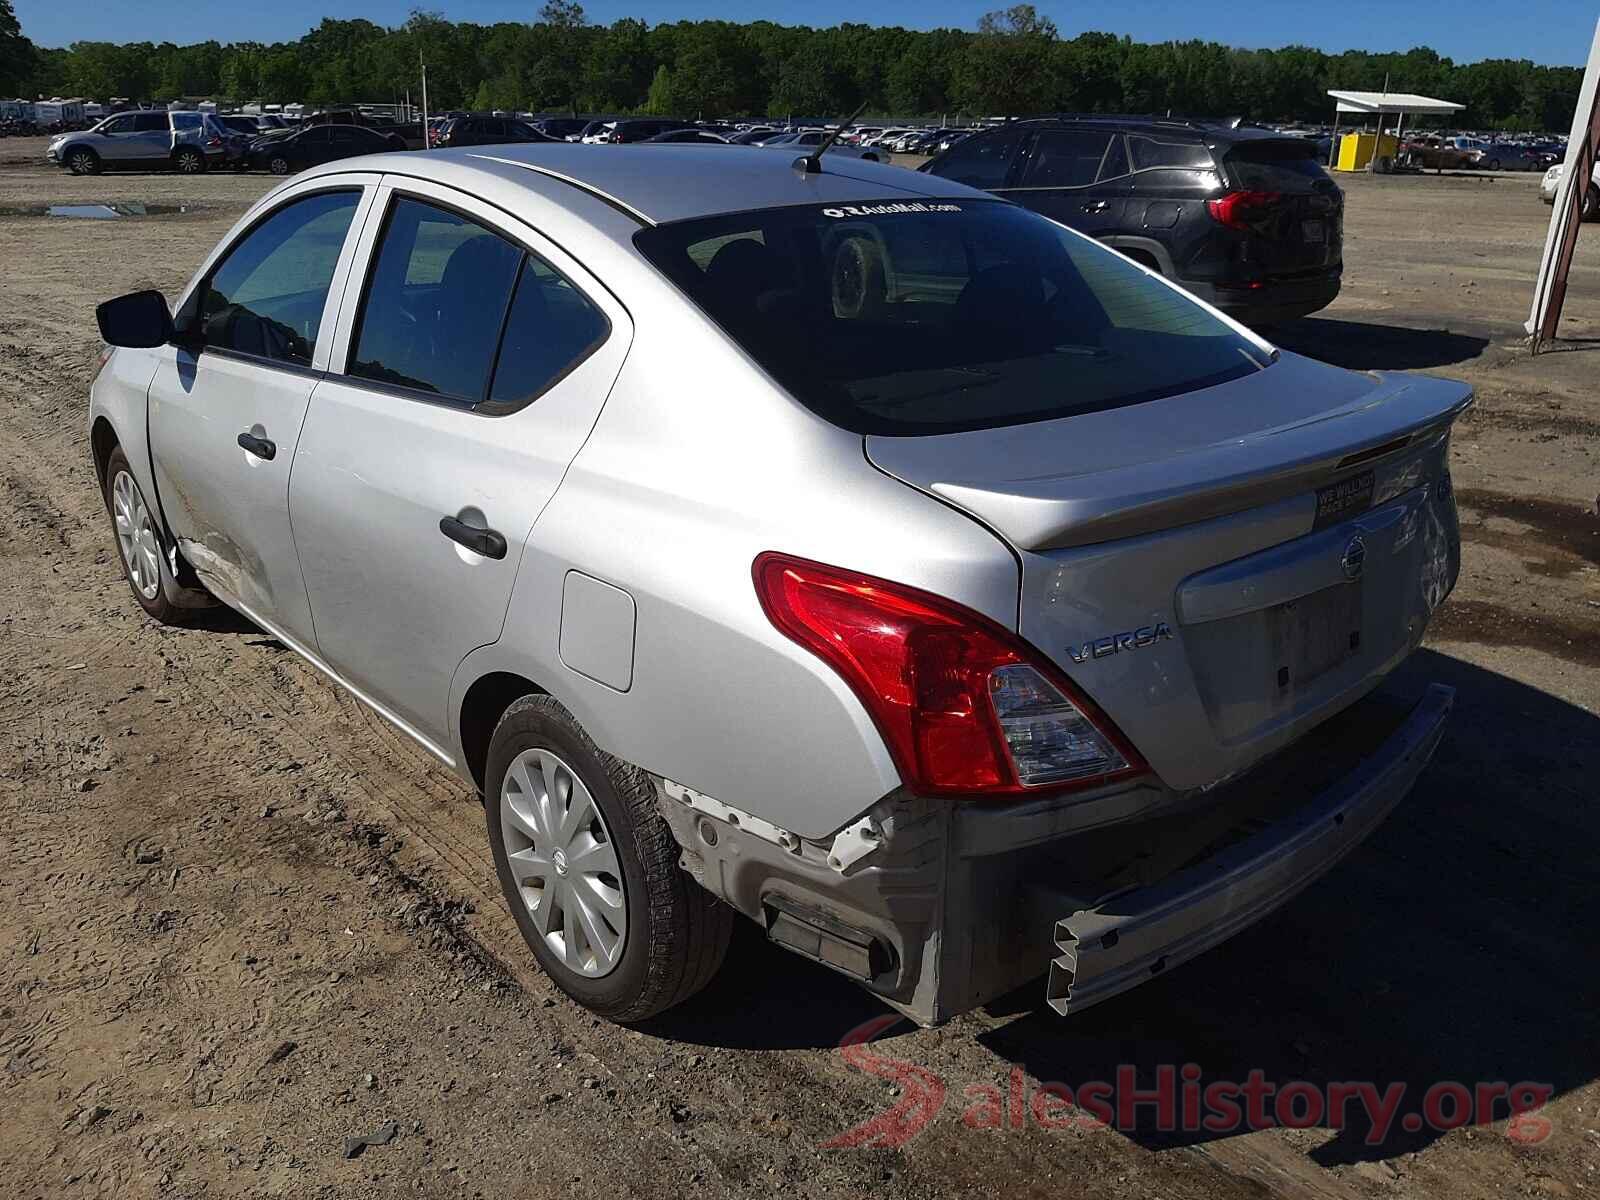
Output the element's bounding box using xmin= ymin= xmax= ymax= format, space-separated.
xmin=349 ymin=143 xmax=986 ymax=226
xmin=986 ymin=116 xmax=1310 ymax=146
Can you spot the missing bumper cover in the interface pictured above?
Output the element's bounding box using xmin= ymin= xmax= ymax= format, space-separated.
xmin=1046 ymin=683 xmax=1453 ymax=1016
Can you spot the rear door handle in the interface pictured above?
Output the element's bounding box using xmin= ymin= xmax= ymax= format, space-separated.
xmin=237 ymin=431 xmax=276 ymax=460
xmin=439 ymin=515 xmax=507 ymax=560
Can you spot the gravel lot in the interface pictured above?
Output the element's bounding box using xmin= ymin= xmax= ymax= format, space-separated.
xmin=1 ymin=138 xmax=1596 ymax=1199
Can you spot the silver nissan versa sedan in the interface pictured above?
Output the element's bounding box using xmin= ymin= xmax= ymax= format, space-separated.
xmin=90 ymin=144 xmax=1470 ymax=1026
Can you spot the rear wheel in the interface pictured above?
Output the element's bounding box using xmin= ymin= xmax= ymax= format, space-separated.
xmin=66 ymin=147 xmax=99 ymax=175
xmin=103 ymin=448 xmax=185 ymax=624
xmin=485 ymin=694 xmax=731 ymax=1022
xmin=174 ymin=147 xmax=205 ymax=174
xmin=1585 ymin=185 xmax=1598 ymax=222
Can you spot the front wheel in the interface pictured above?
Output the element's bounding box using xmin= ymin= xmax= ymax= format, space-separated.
xmin=103 ymin=448 xmax=185 ymax=624
xmin=1584 ymin=185 xmax=1599 ymax=222
xmin=485 ymin=694 xmax=731 ymax=1022
xmin=66 ymin=147 xmax=99 ymax=175
xmin=268 ymin=155 xmax=290 ymax=176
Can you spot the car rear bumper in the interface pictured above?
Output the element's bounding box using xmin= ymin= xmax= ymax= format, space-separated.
xmin=658 ymin=679 xmax=1451 ymax=1025
xmin=1188 ymin=272 xmax=1342 ymax=325
xmin=1045 ymin=682 xmax=1452 ymax=1015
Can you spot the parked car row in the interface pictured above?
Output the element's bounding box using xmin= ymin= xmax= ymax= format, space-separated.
xmin=45 ymin=112 xmax=406 ymax=175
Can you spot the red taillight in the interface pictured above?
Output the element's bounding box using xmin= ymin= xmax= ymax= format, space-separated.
xmin=206 ymin=136 xmax=222 ymax=148
xmin=1206 ymin=189 xmax=1282 ymax=230
xmin=752 ymin=553 xmax=1146 ymax=797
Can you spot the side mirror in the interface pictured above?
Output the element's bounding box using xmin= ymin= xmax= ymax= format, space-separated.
xmin=95 ymin=289 xmax=173 ymax=348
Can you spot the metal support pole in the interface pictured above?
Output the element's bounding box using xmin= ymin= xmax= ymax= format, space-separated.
xmin=1527 ymin=17 xmax=1600 ymax=351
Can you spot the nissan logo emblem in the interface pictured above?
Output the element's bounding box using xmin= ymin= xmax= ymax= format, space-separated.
xmin=1341 ymin=534 xmax=1367 ymax=581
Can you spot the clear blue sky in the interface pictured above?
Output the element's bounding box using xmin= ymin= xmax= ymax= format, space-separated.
xmin=13 ymin=0 xmax=1595 ymax=66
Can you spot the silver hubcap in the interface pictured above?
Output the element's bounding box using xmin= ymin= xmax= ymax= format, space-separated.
xmin=500 ymin=748 xmax=626 ymax=978
xmin=111 ymin=469 xmax=161 ymax=601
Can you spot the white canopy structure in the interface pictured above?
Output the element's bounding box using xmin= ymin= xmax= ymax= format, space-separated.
xmin=1325 ymin=89 xmax=1466 ymax=169
xmin=1328 ymin=90 xmax=1465 ymax=117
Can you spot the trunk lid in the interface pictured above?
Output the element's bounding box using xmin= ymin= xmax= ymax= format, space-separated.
xmin=865 ymin=353 xmax=1472 ymax=791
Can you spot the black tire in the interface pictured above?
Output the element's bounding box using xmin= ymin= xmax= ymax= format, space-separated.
xmin=65 ymin=146 xmax=99 ymax=176
xmin=485 ymin=694 xmax=732 ymax=1022
xmin=174 ymin=147 xmax=205 ymax=174
xmin=102 ymin=447 xmax=186 ymax=624
xmin=1486 ymin=157 xmax=1500 ymax=172
xmin=1585 ymin=185 xmax=1598 ymax=222
xmin=268 ymin=155 xmax=290 ymax=176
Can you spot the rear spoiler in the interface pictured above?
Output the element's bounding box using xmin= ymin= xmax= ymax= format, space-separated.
xmin=884 ymin=371 xmax=1474 ymax=551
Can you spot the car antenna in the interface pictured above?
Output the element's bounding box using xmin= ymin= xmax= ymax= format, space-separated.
xmin=795 ymin=100 xmax=869 ymax=175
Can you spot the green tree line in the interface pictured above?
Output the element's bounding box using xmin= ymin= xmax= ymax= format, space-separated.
xmin=0 ymin=0 xmax=1583 ymax=130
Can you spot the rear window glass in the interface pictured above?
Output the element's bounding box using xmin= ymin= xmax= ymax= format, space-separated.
xmin=634 ymin=200 xmax=1267 ymax=436
xmin=1227 ymin=141 xmax=1336 ymax=193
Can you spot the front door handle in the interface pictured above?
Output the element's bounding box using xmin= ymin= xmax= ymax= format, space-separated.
xmin=237 ymin=431 xmax=276 ymax=460
xmin=439 ymin=515 xmax=507 ymax=560
xmin=1080 ymin=200 xmax=1109 ymax=214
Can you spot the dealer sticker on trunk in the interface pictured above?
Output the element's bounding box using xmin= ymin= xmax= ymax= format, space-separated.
xmin=1313 ymin=469 xmax=1376 ymax=530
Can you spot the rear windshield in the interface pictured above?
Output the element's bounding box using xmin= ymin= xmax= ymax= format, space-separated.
xmin=1225 ymin=140 xmax=1333 ymax=193
xmin=634 ymin=200 xmax=1267 ymax=435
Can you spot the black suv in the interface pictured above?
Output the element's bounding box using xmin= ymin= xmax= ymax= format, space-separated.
xmin=432 ymin=115 xmax=558 ymax=149
xmin=922 ymin=118 xmax=1343 ymax=325
xmin=604 ymin=118 xmax=693 ymax=144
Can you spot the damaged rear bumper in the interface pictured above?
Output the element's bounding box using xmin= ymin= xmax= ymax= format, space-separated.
xmin=1045 ymin=682 xmax=1452 ymax=1015
xmin=657 ymin=681 xmax=1453 ymax=1026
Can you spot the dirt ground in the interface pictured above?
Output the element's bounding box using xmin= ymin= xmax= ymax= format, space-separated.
xmin=1 ymin=137 xmax=1596 ymax=1199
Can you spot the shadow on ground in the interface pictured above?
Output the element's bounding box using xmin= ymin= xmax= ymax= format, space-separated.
xmin=179 ymin=603 xmax=265 ymax=636
xmin=649 ymin=649 xmax=1599 ymax=1165
xmin=1271 ymin=318 xmax=1491 ymax=370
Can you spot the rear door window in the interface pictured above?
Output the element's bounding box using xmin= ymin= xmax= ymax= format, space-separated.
xmin=482 ymin=257 xmax=611 ymax=414
xmin=1098 ymin=135 xmax=1129 ymax=180
xmin=350 ymin=198 xmax=523 ymax=403
xmin=1021 ymin=130 xmax=1117 ymax=189
xmin=350 ymin=196 xmax=610 ymax=412
xmin=1128 ymin=136 xmax=1214 ymax=171
xmin=133 ymin=113 xmax=167 ymax=133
